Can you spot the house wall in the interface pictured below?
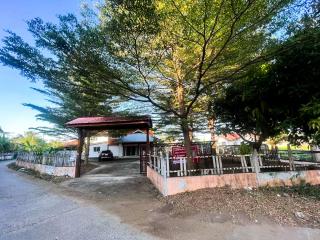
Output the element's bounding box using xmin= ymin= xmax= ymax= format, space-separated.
xmin=89 ymin=143 xmax=122 ymax=158
xmin=109 ymin=145 xmax=121 ymax=157
xmin=147 ymin=167 xmax=320 ymax=196
xmin=89 ymin=143 xmax=109 ymax=158
xmin=216 ymin=137 xmax=242 ymax=146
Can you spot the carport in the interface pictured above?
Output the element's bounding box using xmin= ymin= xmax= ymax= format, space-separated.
xmin=66 ymin=116 xmax=152 ymax=178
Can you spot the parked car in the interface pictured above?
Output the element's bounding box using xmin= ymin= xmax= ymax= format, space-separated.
xmin=98 ymin=150 xmax=113 ymax=161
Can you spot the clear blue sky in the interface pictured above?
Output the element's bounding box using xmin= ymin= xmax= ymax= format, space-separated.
xmin=0 ymin=0 xmax=82 ymax=137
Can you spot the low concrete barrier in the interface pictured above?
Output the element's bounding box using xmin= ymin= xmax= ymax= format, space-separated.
xmin=147 ymin=166 xmax=320 ymax=196
xmin=16 ymin=160 xmax=75 ymax=178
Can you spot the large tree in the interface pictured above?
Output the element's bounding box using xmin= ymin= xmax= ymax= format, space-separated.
xmin=0 ymin=14 xmax=123 ymax=162
xmin=96 ymin=0 xmax=299 ymax=166
xmin=213 ymin=25 xmax=320 ymax=150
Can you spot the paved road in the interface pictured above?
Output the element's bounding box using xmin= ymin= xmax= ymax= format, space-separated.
xmin=0 ymin=161 xmax=156 ymax=240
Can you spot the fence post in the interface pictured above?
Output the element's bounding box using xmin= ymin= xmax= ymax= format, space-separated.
xmin=218 ymin=156 xmax=223 ymax=174
xmin=159 ymin=152 xmax=163 ymax=174
xmin=166 ymin=151 xmax=170 ymax=177
xmin=183 ymin=157 xmax=187 ymax=176
xmin=212 ymin=156 xmax=217 ymax=174
xmin=241 ymin=155 xmax=249 ymax=173
xmin=154 ymin=146 xmax=157 ymax=169
xmin=161 ymin=153 xmax=166 ymax=177
xmin=179 ymin=157 xmax=183 ymax=176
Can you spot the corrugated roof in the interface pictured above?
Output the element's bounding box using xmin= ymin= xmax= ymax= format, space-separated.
xmin=66 ymin=116 xmax=152 ymax=129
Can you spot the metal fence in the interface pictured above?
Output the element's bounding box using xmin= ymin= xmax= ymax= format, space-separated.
xmin=16 ymin=151 xmax=76 ymax=167
xmin=0 ymin=152 xmax=16 ymax=160
xmin=149 ymin=151 xmax=320 ymax=177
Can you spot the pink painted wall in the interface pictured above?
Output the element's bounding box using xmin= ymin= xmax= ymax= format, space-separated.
xmin=16 ymin=160 xmax=75 ymax=178
xmin=147 ymin=167 xmax=320 ymax=196
xmin=166 ymin=173 xmax=257 ymax=195
xmin=304 ymin=170 xmax=320 ymax=185
xmin=147 ymin=166 xmax=165 ymax=194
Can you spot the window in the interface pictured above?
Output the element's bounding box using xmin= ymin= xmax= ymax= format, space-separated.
xmin=93 ymin=147 xmax=100 ymax=152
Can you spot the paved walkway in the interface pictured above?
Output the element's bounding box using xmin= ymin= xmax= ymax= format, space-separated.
xmin=0 ymin=161 xmax=156 ymax=240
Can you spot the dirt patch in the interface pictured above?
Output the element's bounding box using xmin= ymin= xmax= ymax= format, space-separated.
xmin=7 ymin=162 xmax=71 ymax=183
xmin=165 ymin=186 xmax=320 ymax=228
xmin=80 ymin=162 xmax=98 ymax=175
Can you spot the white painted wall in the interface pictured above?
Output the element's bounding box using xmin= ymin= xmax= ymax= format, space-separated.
xmin=109 ymin=145 xmax=121 ymax=157
xmin=89 ymin=143 xmax=123 ymax=158
xmin=89 ymin=143 xmax=108 ymax=158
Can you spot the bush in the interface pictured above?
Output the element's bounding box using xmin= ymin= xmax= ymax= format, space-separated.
xmin=239 ymin=143 xmax=252 ymax=155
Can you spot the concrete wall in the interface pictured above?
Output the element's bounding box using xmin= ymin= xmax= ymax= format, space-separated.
xmin=166 ymin=172 xmax=257 ymax=195
xmin=147 ymin=167 xmax=320 ymax=196
xmin=16 ymin=160 xmax=75 ymax=178
xmin=147 ymin=166 xmax=166 ymax=194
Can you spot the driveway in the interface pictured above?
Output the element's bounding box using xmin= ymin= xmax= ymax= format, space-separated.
xmin=0 ymin=161 xmax=156 ymax=240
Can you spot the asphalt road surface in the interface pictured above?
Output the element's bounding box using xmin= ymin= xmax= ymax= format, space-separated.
xmin=0 ymin=161 xmax=156 ymax=240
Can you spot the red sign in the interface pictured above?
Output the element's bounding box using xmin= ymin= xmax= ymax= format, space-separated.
xmin=172 ymin=146 xmax=200 ymax=164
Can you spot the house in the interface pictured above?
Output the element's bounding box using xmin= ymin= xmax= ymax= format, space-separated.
xmin=215 ymin=133 xmax=242 ymax=146
xmin=89 ymin=130 xmax=154 ymax=159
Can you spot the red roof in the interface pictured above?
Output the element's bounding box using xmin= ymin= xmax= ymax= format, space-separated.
xmin=63 ymin=139 xmax=78 ymax=148
xmin=224 ymin=133 xmax=240 ymax=141
xmin=66 ymin=116 xmax=152 ymax=129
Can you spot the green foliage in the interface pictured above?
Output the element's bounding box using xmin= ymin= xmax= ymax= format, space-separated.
xmin=12 ymin=132 xmax=62 ymax=154
xmin=0 ymin=14 xmax=119 ymax=137
xmin=0 ymin=128 xmax=14 ymax=152
xmin=99 ymin=0 xmax=295 ymax=143
xmin=213 ymin=25 xmax=320 ymax=146
xmin=239 ymin=143 xmax=251 ymax=155
xmin=0 ymin=1 xmax=313 ymax=145
xmin=13 ymin=132 xmax=47 ymax=153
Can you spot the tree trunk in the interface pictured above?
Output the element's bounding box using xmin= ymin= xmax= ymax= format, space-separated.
xmin=173 ymin=54 xmax=193 ymax=171
xmin=84 ymin=134 xmax=91 ymax=165
xmin=208 ymin=116 xmax=216 ymax=154
xmin=251 ymin=141 xmax=262 ymax=173
xmin=181 ymin=122 xmax=193 ymax=169
xmin=287 ymin=143 xmax=295 ymax=171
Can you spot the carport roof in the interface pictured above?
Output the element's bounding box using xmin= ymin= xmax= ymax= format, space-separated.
xmin=66 ymin=116 xmax=152 ymax=130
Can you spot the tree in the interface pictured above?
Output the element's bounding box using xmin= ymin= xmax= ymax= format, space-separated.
xmin=0 ymin=127 xmax=14 ymax=154
xmin=213 ymin=65 xmax=284 ymax=150
xmin=212 ymin=24 xmax=320 ymax=150
xmin=0 ymin=14 xmax=123 ymax=163
xmin=96 ymin=0 xmax=296 ymax=167
xmin=13 ymin=132 xmax=48 ymax=153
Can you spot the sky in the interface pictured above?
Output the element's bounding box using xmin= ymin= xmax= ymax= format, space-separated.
xmin=0 ymin=0 xmax=83 ymax=137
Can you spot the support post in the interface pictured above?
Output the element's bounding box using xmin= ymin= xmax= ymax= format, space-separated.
xmin=166 ymin=151 xmax=170 ymax=177
xmin=146 ymin=127 xmax=150 ymax=162
xmin=75 ymin=129 xmax=84 ymax=178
